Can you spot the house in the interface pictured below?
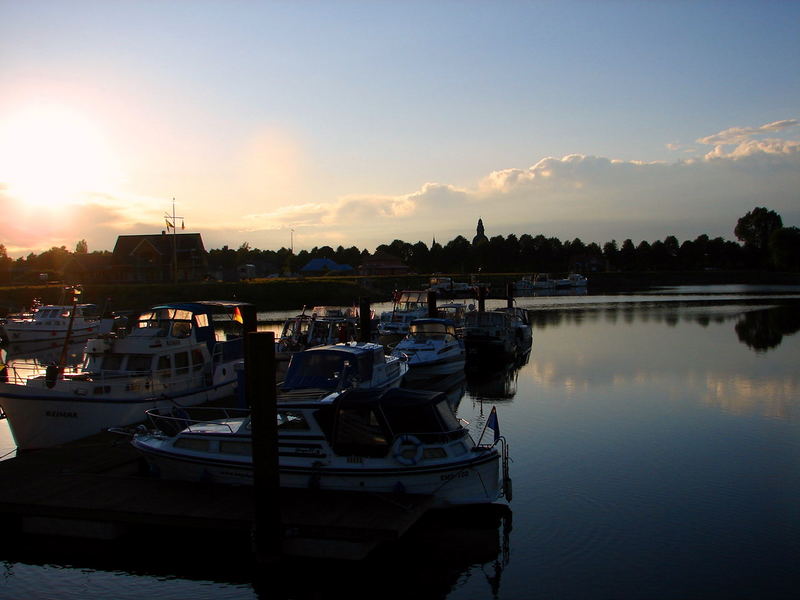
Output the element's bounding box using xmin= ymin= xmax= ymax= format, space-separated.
xmin=111 ymin=232 xmax=208 ymax=283
xmin=300 ymin=258 xmax=354 ymax=276
xmin=358 ymin=250 xmax=411 ymax=276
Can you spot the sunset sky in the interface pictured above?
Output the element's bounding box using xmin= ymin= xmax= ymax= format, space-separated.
xmin=1 ymin=1 xmax=798 ymax=258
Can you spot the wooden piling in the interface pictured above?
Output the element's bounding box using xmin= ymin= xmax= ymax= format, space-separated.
xmin=245 ymin=331 xmax=281 ymax=562
xmin=477 ymin=286 xmax=486 ymax=312
xmin=506 ymin=282 xmax=514 ymax=308
xmin=427 ymin=290 xmax=438 ymax=318
xmin=358 ymin=298 xmax=371 ymax=342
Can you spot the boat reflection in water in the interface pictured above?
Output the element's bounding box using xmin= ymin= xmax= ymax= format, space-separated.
xmin=466 ymin=349 xmax=530 ymax=402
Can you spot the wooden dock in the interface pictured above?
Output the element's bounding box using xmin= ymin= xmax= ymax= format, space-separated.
xmin=0 ymin=431 xmax=435 ymax=561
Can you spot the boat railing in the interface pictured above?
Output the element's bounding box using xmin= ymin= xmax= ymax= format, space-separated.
xmin=144 ymin=406 xmax=250 ymax=436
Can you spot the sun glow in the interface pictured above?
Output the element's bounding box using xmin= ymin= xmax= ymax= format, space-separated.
xmin=0 ymin=105 xmax=121 ymax=209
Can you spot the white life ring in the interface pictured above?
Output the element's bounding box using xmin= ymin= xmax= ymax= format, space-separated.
xmin=393 ymin=434 xmax=424 ymax=466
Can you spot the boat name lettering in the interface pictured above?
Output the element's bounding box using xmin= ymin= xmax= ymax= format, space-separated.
xmin=440 ymin=469 xmax=469 ymax=482
xmin=46 ymin=410 xmax=78 ymax=419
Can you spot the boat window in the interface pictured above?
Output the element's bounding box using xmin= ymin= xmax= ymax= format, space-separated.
xmin=333 ymin=407 xmax=389 ymax=457
xmin=157 ymin=355 xmax=172 ymax=377
xmin=171 ymin=320 xmax=192 ymax=338
xmin=191 ymin=349 xmax=205 ymax=371
xmin=175 ymin=352 xmax=190 ymax=376
xmin=174 ymin=438 xmax=210 ymax=452
xmin=423 ymin=447 xmax=447 ymax=459
xmin=101 ymin=353 xmax=124 ymax=372
xmin=277 ymin=411 xmax=310 ymax=431
xmin=174 ymin=309 xmax=193 ymax=321
xmin=194 ymin=313 xmax=209 ymax=328
xmin=219 ymin=440 xmax=251 ymax=456
xmin=126 ymin=354 xmax=152 ymax=372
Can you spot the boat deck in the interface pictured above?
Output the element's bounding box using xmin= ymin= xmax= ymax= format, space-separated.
xmin=0 ymin=430 xmax=435 ymax=561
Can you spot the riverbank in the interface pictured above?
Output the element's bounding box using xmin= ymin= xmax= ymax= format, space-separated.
xmin=1 ymin=270 xmax=798 ymax=314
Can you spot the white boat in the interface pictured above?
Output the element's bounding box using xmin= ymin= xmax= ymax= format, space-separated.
xmin=463 ymin=310 xmax=518 ymax=360
xmin=493 ymin=307 xmax=533 ymax=352
xmin=378 ymin=290 xmax=430 ymax=340
xmin=0 ymin=301 xmax=251 ymax=450
xmin=131 ymin=386 xmax=510 ymax=507
xmin=391 ymin=318 xmax=466 ymax=375
xmin=556 ymin=273 xmax=588 ymax=288
xmin=0 ymin=302 xmax=115 ymax=345
xmin=515 ymin=273 xmax=557 ymax=292
xmin=427 ymin=276 xmax=474 ymax=298
xmin=279 ymin=341 xmax=408 ymax=394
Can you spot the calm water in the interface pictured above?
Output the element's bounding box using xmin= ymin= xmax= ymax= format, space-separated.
xmin=2 ymin=287 xmax=799 ymax=599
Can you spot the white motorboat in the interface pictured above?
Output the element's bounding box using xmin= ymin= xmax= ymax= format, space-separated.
xmin=131 ymin=386 xmax=511 ymax=507
xmin=378 ymin=290 xmax=430 ymax=341
xmin=0 ymin=301 xmax=251 ymax=450
xmin=556 ymin=273 xmax=588 ymax=288
xmin=515 ymin=273 xmax=557 ymax=292
xmin=391 ymin=318 xmax=465 ymax=375
xmin=279 ymin=341 xmax=408 ymax=394
xmin=463 ymin=310 xmax=518 ymax=360
xmin=427 ymin=276 xmax=474 ymax=298
xmin=0 ymin=302 xmax=115 ymax=345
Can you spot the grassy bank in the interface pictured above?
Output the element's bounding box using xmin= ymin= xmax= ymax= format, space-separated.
xmin=1 ymin=270 xmax=797 ymax=314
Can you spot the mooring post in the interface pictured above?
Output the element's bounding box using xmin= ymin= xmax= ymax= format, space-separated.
xmin=246 ymin=331 xmax=281 ymax=562
xmin=427 ymin=290 xmax=438 ymax=318
xmin=478 ymin=285 xmax=486 ymax=312
xmin=358 ymin=298 xmax=371 ymax=342
xmin=506 ymin=282 xmax=514 ymax=308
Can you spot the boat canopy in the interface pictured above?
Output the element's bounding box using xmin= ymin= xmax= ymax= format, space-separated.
xmin=322 ymin=387 xmax=463 ymax=457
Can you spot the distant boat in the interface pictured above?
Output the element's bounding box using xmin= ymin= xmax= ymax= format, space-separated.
xmin=555 ymin=273 xmax=589 ymax=288
xmin=0 ymin=303 xmax=115 ymax=345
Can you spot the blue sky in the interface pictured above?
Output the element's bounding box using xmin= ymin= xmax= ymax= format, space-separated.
xmin=1 ymin=1 xmax=798 ymax=256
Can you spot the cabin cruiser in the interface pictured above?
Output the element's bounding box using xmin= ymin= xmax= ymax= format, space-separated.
xmin=555 ymin=273 xmax=589 ymax=288
xmin=427 ymin=276 xmax=474 ymax=298
xmin=0 ymin=302 xmax=115 ymax=345
xmin=493 ymin=307 xmax=533 ymax=352
xmin=463 ymin=310 xmax=518 ymax=360
xmin=391 ymin=318 xmax=465 ymax=375
xmin=131 ymin=386 xmax=510 ymax=507
xmin=0 ymin=301 xmax=251 ymax=450
xmin=378 ymin=291 xmax=430 ymax=342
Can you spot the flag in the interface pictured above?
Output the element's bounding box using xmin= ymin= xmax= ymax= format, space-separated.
xmin=486 ymin=406 xmax=500 ymax=443
xmin=233 ymin=306 xmax=244 ymax=324
xmin=181 ymin=220 xmax=185 ymax=230
xmin=165 ymin=218 xmax=173 ymax=229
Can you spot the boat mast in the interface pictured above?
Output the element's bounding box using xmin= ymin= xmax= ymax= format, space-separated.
xmin=164 ymin=198 xmax=184 ymax=284
xmin=56 ymin=285 xmax=81 ymax=378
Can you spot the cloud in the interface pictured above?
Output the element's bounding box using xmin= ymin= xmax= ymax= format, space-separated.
xmin=697 ymin=119 xmax=799 ymax=146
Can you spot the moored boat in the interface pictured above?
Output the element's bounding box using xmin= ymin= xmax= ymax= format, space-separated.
xmin=463 ymin=310 xmax=518 ymax=361
xmin=391 ymin=318 xmax=465 ymax=375
xmin=131 ymin=386 xmax=510 ymax=507
xmin=0 ymin=301 xmax=251 ymax=450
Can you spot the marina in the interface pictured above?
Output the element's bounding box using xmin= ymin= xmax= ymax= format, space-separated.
xmin=1 ymin=286 xmax=799 ymax=599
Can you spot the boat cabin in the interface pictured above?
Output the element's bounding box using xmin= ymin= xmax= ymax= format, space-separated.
xmin=407 ymin=318 xmax=459 ymax=342
xmin=300 ymin=387 xmax=467 ymax=458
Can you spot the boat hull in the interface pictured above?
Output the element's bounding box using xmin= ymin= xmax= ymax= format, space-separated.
xmin=134 ymin=439 xmax=501 ymax=507
xmin=0 ymin=368 xmax=239 ymax=450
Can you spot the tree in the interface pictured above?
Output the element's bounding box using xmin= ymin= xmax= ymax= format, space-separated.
xmin=735 ymin=207 xmax=783 ymax=251
xmin=75 ymin=239 xmax=88 ymax=254
xmin=769 ymin=227 xmax=800 ymax=271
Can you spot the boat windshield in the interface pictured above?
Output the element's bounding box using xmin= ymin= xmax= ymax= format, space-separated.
xmin=281 ymin=350 xmax=371 ymax=390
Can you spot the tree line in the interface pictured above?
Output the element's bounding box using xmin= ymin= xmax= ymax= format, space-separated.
xmin=1 ymin=207 xmax=797 ymax=283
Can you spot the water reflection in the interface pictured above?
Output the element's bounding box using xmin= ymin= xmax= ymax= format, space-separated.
xmin=466 ymin=350 xmax=529 ymax=402
xmin=734 ymin=305 xmax=800 ymax=352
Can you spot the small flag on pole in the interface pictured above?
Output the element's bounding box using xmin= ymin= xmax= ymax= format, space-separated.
xmin=233 ymin=306 xmax=244 ymax=324
xmin=486 ymin=406 xmax=500 ymax=443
